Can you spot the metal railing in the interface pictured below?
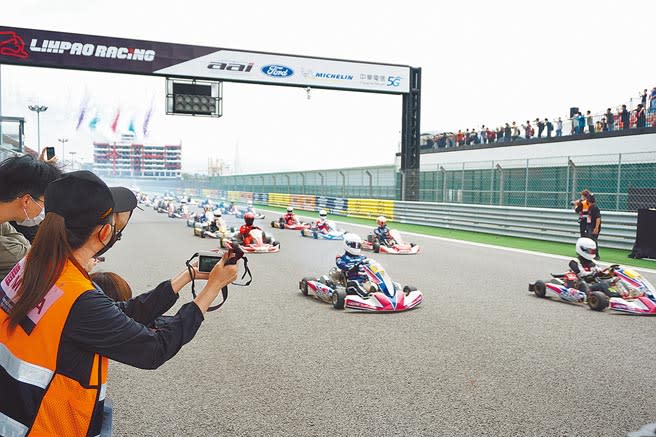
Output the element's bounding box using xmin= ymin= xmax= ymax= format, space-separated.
xmin=393 ymin=201 xmax=636 ymax=250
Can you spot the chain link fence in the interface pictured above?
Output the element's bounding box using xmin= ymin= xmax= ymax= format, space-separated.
xmin=419 ymin=151 xmax=656 ymax=211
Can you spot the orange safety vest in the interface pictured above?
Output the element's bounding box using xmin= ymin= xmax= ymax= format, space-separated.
xmin=0 ymin=258 xmax=108 ymax=437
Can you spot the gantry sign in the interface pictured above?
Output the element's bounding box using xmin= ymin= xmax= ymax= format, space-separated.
xmin=0 ymin=26 xmax=422 ymax=200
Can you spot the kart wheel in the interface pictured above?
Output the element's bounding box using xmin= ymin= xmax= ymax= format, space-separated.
xmin=332 ymin=288 xmax=346 ymax=309
xmin=588 ymin=291 xmax=609 ymax=312
xmin=200 ymin=232 xmax=206 ymax=239
xmin=373 ymin=242 xmax=380 ymax=253
xmin=533 ymin=280 xmax=546 ymax=298
xmin=300 ymin=277 xmax=313 ymax=296
xmin=270 ymin=220 xmax=276 ymax=228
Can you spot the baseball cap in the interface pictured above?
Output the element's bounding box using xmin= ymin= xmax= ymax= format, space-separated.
xmin=45 ymin=171 xmax=137 ymax=230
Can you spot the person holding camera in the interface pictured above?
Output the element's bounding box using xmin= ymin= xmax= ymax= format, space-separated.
xmin=587 ymin=195 xmax=602 ymax=260
xmin=572 ymin=189 xmax=592 ymax=238
xmin=0 ymin=154 xmax=61 ymax=280
xmin=0 ymin=171 xmax=238 ymax=436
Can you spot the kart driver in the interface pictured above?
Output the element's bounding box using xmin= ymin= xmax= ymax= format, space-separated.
xmin=238 ymin=212 xmax=261 ymax=245
xmin=373 ymin=216 xmax=393 ymax=245
xmin=568 ymin=237 xmax=602 ymax=279
xmin=281 ymin=207 xmax=298 ymax=225
xmin=314 ymin=209 xmax=330 ymax=233
xmin=336 ymin=234 xmax=371 ymax=298
xmin=208 ymin=210 xmax=227 ymax=233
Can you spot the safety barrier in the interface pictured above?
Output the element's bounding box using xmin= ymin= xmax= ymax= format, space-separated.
xmin=164 ymin=188 xmax=637 ymax=251
xmin=392 ymin=201 xmax=636 ymax=251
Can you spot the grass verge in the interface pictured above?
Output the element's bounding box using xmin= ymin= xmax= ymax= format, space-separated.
xmin=256 ymin=205 xmax=656 ymax=270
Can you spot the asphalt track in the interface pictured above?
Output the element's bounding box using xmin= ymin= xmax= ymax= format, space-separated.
xmin=104 ymin=208 xmax=656 ymax=436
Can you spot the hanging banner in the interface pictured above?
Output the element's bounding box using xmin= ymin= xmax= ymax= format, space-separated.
xmin=0 ymin=26 xmax=410 ymax=94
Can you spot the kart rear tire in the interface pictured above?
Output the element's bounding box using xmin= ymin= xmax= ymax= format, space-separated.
xmin=373 ymin=243 xmax=380 ymax=253
xmin=270 ymin=220 xmax=276 ymax=228
xmin=301 ymin=277 xmax=313 ymax=296
xmin=588 ymin=291 xmax=609 ymax=312
xmin=533 ymin=280 xmax=546 ymax=298
xmin=332 ymin=288 xmax=346 ymax=309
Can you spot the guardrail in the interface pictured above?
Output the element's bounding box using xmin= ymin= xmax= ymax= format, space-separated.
xmin=159 ymin=188 xmax=638 ymax=251
xmin=392 ymin=201 xmax=636 ymax=250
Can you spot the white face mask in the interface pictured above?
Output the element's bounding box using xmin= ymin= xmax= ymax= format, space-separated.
xmin=17 ymin=197 xmax=45 ymax=227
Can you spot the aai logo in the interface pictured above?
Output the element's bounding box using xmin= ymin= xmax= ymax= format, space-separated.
xmin=261 ymin=64 xmax=294 ymax=78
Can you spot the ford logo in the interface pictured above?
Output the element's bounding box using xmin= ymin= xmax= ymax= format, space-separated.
xmin=261 ymin=64 xmax=294 ymax=78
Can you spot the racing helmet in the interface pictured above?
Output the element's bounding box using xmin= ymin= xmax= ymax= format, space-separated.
xmin=319 ymin=209 xmax=327 ymax=217
xmin=213 ymin=209 xmax=222 ymax=218
xmin=576 ymin=237 xmax=597 ymax=261
xmin=376 ymin=216 xmax=387 ymax=227
xmin=244 ymin=211 xmax=255 ymax=226
xmin=248 ymin=200 xmax=253 ymax=206
xmin=287 ymin=207 xmax=294 ymax=213
xmin=344 ymin=233 xmax=362 ymax=255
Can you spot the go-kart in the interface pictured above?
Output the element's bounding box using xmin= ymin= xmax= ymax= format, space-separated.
xmin=299 ymin=258 xmax=423 ymax=312
xmin=193 ymin=222 xmax=235 ymax=239
xmin=300 ymin=221 xmax=345 ymax=240
xmin=362 ymin=229 xmax=419 ymax=255
xmin=271 ymin=218 xmax=311 ymax=230
xmin=529 ymin=264 xmax=656 ymax=315
xmin=221 ymin=228 xmax=280 ymax=253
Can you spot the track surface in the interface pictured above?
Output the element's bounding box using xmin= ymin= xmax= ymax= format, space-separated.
xmin=105 ymin=209 xmax=656 ymax=436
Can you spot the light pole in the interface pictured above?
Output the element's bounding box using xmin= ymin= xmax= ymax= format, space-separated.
xmin=28 ymin=105 xmax=48 ymax=154
xmin=68 ymin=151 xmax=77 ymax=170
xmin=58 ymin=138 xmax=68 ymax=164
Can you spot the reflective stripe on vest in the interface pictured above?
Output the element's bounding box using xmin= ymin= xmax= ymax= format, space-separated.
xmin=0 ymin=258 xmax=106 ymax=436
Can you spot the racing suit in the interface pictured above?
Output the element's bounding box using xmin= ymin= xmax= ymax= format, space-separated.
xmin=373 ymin=225 xmax=393 ymax=245
xmin=314 ymin=218 xmax=330 ymax=233
xmin=336 ymin=252 xmax=368 ymax=282
xmin=238 ymin=224 xmax=261 ymax=245
xmin=282 ymin=213 xmax=298 ymax=225
xmin=209 ymin=218 xmax=227 ymax=233
xmin=568 ymin=256 xmax=608 ymax=294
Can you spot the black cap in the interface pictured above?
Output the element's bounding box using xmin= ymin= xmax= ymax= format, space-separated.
xmin=45 ymin=171 xmax=136 ymax=229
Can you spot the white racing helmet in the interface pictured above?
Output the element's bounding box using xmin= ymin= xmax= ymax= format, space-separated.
xmin=376 ymin=216 xmax=387 ymax=227
xmin=576 ymin=237 xmax=597 ymax=261
xmin=213 ymin=209 xmax=222 ymax=218
xmin=319 ymin=209 xmax=327 ymax=217
xmin=287 ymin=207 xmax=294 ymax=213
xmin=344 ymin=233 xmax=362 ymax=255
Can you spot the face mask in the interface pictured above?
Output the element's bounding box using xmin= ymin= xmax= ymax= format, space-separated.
xmin=17 ymin=198 xmax=45 ymax=227
xmin=94 ymin=225 xmax=126 ymax=258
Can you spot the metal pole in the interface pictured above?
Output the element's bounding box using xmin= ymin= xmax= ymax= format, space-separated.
xmin=0 ymin=65 xmax=3 ymax=149
xmin=461 ymin=162 xmax=465 ymax=204
xmin=37 ymin=112 xmax=41 ymax=154
xmin=616 ymin=153 xmax=622 ymax=211
xmin=565 ymin=156 xmax=570 ymax=207
xmin=489 ymin=162 xmax=494 ymax=205
xmin=524 ymin=159 xmax=529 ymax=207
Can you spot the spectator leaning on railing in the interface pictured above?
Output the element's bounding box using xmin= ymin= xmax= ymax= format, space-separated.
xmin=0 ymin=154 xmax=61 ymax=280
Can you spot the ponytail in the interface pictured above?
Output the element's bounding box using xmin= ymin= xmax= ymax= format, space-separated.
xmin=7 ymin=212 xmax=102 ymax=329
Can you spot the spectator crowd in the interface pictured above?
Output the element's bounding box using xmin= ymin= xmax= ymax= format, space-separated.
xmin=423 ymin=86 xmax=656 ymax=150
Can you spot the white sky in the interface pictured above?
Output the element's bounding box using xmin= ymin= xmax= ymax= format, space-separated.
xmin=2 ymin=0 xmax=655 ymax=174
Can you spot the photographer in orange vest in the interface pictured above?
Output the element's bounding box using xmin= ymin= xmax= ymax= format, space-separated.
xmin=0 ymin=171 xmax=238 ymax=436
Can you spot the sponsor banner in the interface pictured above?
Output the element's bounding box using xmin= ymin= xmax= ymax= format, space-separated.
xmin=0 ymin=26 xmax=410 ymax=94
xmin=0 ymin=26 xmax=217 ymax=75
xmin=316 ymin=196 xmax=348 ymax=216
xmin=156 ymin=49 xmax=410 ymax=93
xmin=253 ymin=192 xmax=269 ymax=204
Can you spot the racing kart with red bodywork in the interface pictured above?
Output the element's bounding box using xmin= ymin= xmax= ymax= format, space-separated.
xmin=221 ymin=228 xmax=280 ymax=253
xmin=361 ymin=229 xmax=419 ymax=255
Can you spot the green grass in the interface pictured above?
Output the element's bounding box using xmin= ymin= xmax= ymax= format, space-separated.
xmin=257 ymin=205 xmax=656 ymax=270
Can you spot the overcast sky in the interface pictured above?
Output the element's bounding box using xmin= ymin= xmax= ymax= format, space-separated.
xmin=2 ymin=0 xmax=655 ymax=174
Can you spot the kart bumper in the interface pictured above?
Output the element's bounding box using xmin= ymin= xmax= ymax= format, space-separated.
xmin=609 ymin=296 xmax=656 ymax=315
xmin=344 ymin=290 xmax=423 ymax=312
